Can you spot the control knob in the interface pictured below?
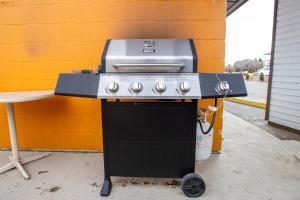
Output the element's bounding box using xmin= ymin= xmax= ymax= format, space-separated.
xmin=216 ymin=81 xmax=230 ymax=94
xmin=155 ymin=81 xmax=166 ymax=93
xmin=106 ymin=82 xmax=119 ymax=93
xmin=131 ymin=82 xmax=143 ymax=93
xmin=179 ymin=81 xmax=190 ymax=93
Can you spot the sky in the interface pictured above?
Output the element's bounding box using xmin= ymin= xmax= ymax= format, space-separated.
xmin=226 ymin=0 xmax=275 ymax=65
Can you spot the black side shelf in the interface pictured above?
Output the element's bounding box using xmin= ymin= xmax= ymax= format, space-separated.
xmin=55 ymin=73 xmax=100 ymax=98
xmin=199 ymin=73 xmax=247 ymax=99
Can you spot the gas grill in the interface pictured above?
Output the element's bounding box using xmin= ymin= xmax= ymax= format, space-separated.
xmin=55 ymin=39 xmax=247 ymax=197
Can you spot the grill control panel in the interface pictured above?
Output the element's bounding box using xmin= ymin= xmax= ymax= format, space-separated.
xmin=55 ymin=73 xmax=247 ymax=99
xmin=98 ymin=73 xmax=201 ymax=99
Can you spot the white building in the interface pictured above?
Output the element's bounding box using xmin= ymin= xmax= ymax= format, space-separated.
xmin=265 ymin=0 xmax=300 ymax=132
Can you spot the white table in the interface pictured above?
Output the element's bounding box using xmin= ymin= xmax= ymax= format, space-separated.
xmin=0 ymin=91 xmax=54 ymax=179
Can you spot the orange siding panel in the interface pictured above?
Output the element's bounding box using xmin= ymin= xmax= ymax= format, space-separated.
xmin=59 ymin=97 xmax=95 ymax=116
xmin=22 ymin=80 xmax=57 ymax=90
xmin=0 ymin=62 xmax=23 ymax=80
xmin=127 ymin=1 xmax=169 ymax=21
xmin=127 ymin=21 xmax=169 ymax=39
xmin=206 ymin=21 xmax=226 ymax=40
xmin=0 ymin=44 xmax=23 ymax=61
xmin=169 ymin=21 xmax=207 ymax=39
xmin=26 ymin=132 xmax=61 ymax=149
xmin=0 ymin=80 xmax=23 ymax=92
xmin=207 ymin=0 xmax=226 ymax=21
xmin=169 ymin=0 xmax=207 ymax=20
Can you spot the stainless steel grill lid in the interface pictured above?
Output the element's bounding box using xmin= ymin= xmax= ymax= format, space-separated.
xmin=102 ymin=39 xmax=195 ymax=73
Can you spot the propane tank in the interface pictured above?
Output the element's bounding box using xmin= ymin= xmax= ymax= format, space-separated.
xmin=196 ymin=121 xmax=214 ymax=161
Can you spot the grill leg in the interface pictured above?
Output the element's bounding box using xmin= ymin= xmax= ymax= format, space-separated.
xmin=100 ymin=178 xmax=112 ymax=196
xmin=100 ymin=100 xmax=112 ymax=197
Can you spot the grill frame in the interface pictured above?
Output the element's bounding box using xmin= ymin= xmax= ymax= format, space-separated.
xmin=54 ymin=38 xmax=248 ymax=197
xmin=99 ymin=39 xmax=199 ymax=196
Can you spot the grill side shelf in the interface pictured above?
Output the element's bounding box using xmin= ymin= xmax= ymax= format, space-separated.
xmin=199 ymin=73 xmax=248 ymax=99
xmin=55 ymin=73 xmax=100 ymax=98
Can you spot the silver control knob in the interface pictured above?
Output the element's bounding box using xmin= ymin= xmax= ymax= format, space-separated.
xmin=179 ymin=81 xmax=190 ymax=93
xmin=131 ymin=82 xmax=143 ymax=93
xmin=106 ymin=82 xmax=119 ymax=93
xmin=216 ymin=81 xmax=230 ymax=94
xmin=155 ymin=81 xmax=166 ymax=93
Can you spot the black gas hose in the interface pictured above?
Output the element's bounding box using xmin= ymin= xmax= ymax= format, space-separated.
xmin=197 ymin=98 xmax=218 ymax=135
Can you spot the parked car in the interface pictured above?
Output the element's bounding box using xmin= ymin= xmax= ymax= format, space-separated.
xmin=255 ymin=67 xmax=270 ymax=76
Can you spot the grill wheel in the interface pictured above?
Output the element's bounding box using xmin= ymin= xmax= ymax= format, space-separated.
xmin=181 ymin=173 xmax=206 ymax=197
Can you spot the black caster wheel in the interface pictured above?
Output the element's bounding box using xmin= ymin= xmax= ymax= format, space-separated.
xmin=181 ymin=173 xmax=206 ymax=197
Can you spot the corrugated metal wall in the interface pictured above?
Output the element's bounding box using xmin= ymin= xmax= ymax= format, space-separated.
xmin=269 ymin=0 xmax=300 ymax=130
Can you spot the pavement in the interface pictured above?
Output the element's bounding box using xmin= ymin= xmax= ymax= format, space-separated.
xmin=225 ymin=101 xmax=300 ymax=141
xmin=225 ymin=80 xmax=268 ymax=109
xmin=243 ymin=80 xmax=268 ymax=103
xmin=225 ymin=80 xmax=300 ymax=141
xmin=0 ymin=111 xmax=299 ymax=200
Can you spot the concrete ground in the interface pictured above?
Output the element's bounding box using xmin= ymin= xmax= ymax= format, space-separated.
xmin=0 ymin=111 xmax=299 ymax=200
xmin=225 ymin=101 xmax=300 ymax=141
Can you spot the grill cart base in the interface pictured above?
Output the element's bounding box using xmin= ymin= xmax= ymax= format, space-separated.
xmin=100 ymin=100 xmax=198 ymax=197
xmin=100 ymin=173 xmax=206 ymax=197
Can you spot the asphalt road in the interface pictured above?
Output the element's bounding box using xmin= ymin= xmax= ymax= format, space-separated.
xmin=224 ymin=101 xmax=300 ymax=142
xmin=244 ymin=80 xmax=268 ymax=103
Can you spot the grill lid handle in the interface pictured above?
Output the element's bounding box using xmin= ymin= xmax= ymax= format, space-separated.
xmin=112 ymin=63 xmax=185 ymax=72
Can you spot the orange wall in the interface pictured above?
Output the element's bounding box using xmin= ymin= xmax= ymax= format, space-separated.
xmin=0 ymin=0 xmax=226 ymax=151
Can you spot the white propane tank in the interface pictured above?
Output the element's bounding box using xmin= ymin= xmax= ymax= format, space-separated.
xmin=196 ymin=122 xmax=214 ymax=161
